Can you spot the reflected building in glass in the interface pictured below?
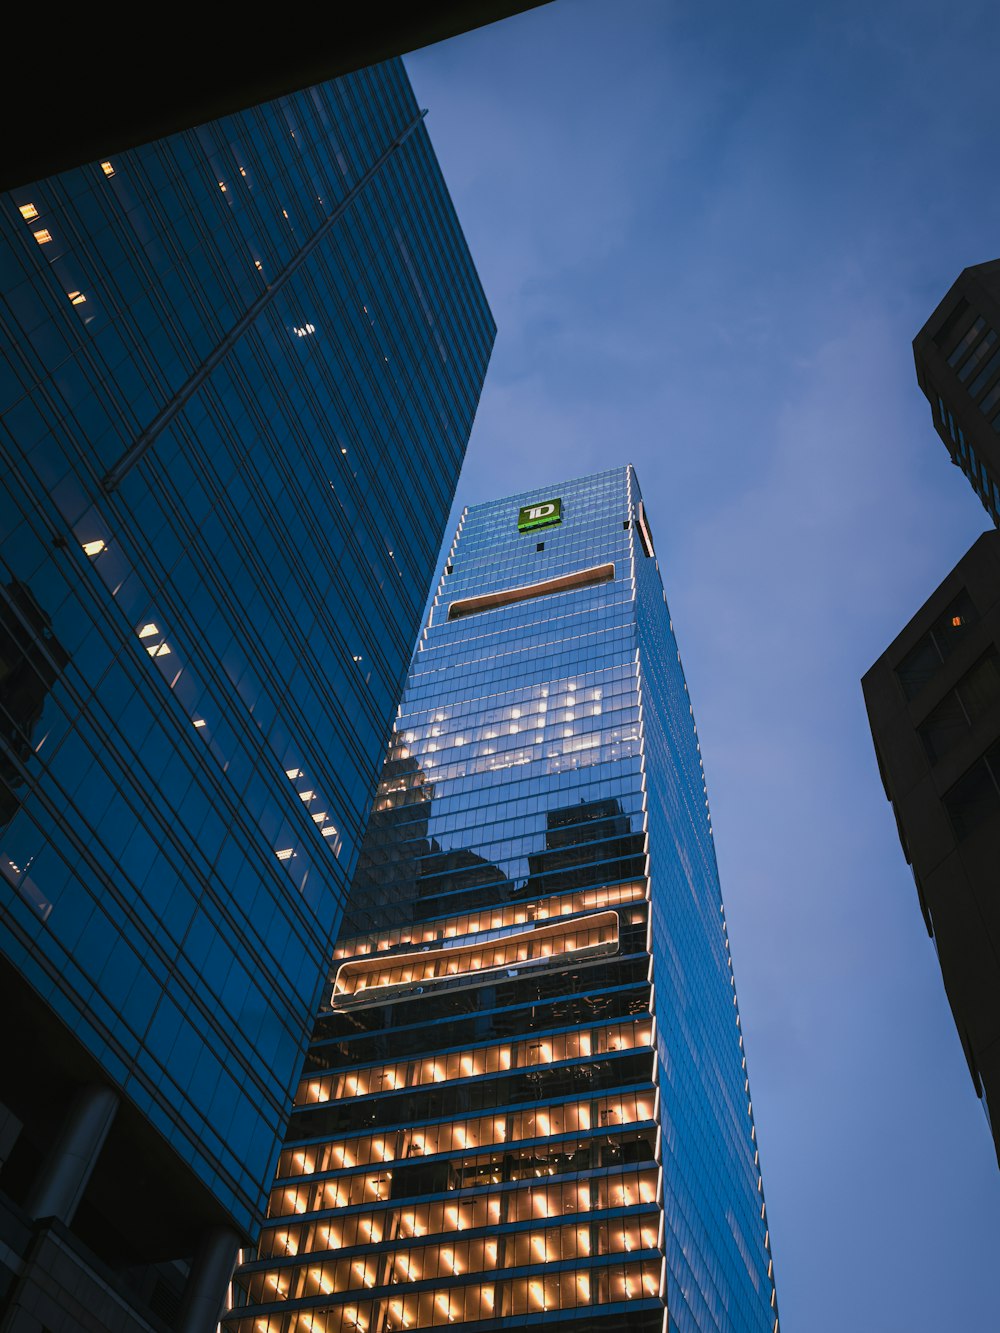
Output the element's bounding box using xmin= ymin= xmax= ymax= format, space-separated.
xmin=0 ymin=59 xmax=493 ymax=1330
xmin=226 ymin=467 xmax=779 ymax=1333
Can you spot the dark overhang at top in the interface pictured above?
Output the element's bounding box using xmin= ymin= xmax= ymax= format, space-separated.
xmin=0 ymin=3 xmax=552 ymax=192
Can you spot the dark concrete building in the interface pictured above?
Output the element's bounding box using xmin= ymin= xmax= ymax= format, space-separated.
xmin=863 ymin=532 xmax=1000 ymax=1164
xmin=913 ymin=258 xmax=1000 ymax=524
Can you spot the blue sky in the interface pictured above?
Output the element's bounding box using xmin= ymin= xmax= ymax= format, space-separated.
xmin=407 ymin=2 xmax=1000 ymax=1328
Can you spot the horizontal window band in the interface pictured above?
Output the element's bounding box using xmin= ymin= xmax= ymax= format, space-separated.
xmin=448 ymin=564 xmax=615 ymax=621
xmin=252 ymin=1202 xmax=662 ymax=1270
xmin=332 ymin=912 xmax=620 ymax=1007
xmin=273 ymin=1130 xmax=659 ymax=1191
xmin=332 ymin=880 xmax=647 ymax=965
xmin=284 ymin=1071 xmax=658 ymax=1146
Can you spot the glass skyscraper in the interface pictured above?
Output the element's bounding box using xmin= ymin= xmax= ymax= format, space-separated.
xmin=0 ymin=60 xmax=493 ymax=1327
xmin=225 ymin=467 xmax=778 ymax=1333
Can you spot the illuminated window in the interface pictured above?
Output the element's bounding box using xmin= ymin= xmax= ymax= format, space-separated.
xmin=81 ymin=539 xmax=106 ymax=556
xmin=332 ymin=880 xmax=645 ymax=962
xmin=33 ymin=229 xmax=52 ymax=245
xmin=895 ymin=589 xmax=978 ymax=700
xmin=18 ymin=203 xmax=39 ymax=220
xmin=333 ymin=911 xmax=620 ymax=1004
xmin=637 ymin=500 xmax=656 ymax=557
xmin=67 ymin=290 xmax=87 ymax=306
xmin=449 ymin=564 xmax=615 ymax=621
xmin=276 ymin=848 xmax=295 ymax=862
xmin=101 ymin=161 xmax=115 ymax=177
xmin=137 ymin=623 xmax=160 ymax=638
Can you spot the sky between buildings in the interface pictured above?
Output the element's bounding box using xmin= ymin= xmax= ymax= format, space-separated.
xmin=406 ymin=2 xmax=1000 ymax=1328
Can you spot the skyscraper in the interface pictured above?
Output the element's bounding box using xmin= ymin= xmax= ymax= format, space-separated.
xmin=225 ymin=467 xmax=779 ymax=1333
xmin=913 ymin=258 xmax=1000 ymax=523
xmin=0 ymin=60 xmax=493 ymax=1329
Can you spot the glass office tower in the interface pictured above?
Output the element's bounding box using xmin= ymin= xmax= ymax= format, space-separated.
xmin=0 ymin=59 xmax=493 ymax=1327
xmin=226 ymin=467 xmax=778 ymax=1333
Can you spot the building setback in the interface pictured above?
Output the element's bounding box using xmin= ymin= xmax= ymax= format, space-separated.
xmin=0 ymin=60 xmax=493 ymax=1330
xmin=863 ymin=532 xmax=1000 ymax=1165
xmin=225 ymin=467 xmax=779 ymax=1333
xmin=913 ymin=258 xmax=1000 ymax=523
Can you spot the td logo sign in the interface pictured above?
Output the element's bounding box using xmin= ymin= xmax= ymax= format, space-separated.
xmin=517 ymin=497 xmax=562 ymax=532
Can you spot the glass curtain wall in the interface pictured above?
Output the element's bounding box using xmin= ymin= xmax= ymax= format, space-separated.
xmin=0 ymin=56 xmax=493 ymax=1243
xmin=225 ymin=467 xmax=778 ymax=1333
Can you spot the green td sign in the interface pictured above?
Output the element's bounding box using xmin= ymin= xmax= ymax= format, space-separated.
xmin=517 ymin=497 xmax=562 ymax=532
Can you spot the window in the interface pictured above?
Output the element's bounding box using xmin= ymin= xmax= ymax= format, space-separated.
xmin=959 ymin=328 xmax=998 ymax=382
xmin=943 ymin=739 xmax=1000 ymax=839
xmin=637 ymin=502 xmax=655 ymax=558
xmin=448 ymin=564 xmax=614 ymax=621
xmin=918 ymin=650 xmax=1000 ymax=762
xmin=332 ymin=910 xmax=620 ymax=1004
xmin=946 ymin=313 xmax=985 ymax=365
xmin=895 ymin=590 xmax=978 ymax=700
xmin=969 ymin=346 xmax=1000 ymax=397
xmin=935 ymin=298 xmax=971 ymax=351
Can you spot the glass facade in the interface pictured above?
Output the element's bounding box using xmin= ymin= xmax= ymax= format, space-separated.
xmin=225 ymin=467 xmax=778 ymax=1333
xmin=0 ymin=55 xmax=494 ymax=1247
